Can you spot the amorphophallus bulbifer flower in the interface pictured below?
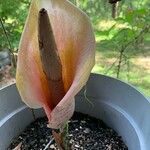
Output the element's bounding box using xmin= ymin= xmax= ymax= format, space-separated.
xmin=16 ymin=0 xmax=95 ymax=129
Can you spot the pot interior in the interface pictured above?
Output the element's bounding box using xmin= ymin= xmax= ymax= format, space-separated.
xmin=0 ymin=74 xmax=150 ymax=150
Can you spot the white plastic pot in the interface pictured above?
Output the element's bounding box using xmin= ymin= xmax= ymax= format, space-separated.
xmin=0 ymin=74 xmax=150 ymax=150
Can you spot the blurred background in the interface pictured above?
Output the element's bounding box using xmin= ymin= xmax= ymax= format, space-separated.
xmin=0 ymin=0 xmax=150 ymax=97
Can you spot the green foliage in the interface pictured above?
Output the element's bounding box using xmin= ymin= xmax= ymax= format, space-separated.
xmin=88 ymin=0 xmax=150 ymax=96
xmin=0 ymin=0 xmax=30 ymax=51
xmin=70 ymin=0 xmax=112 ymax=23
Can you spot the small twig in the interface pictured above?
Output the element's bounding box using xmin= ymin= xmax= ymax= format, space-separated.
xmin=112 ymin=3 xmax=117 ymax=18
xmin=126 ymin=57 xmax=130 ymax=82
xmin=122 ymin=54 xmax=130 ymax=82
xmin=31 ymin=109 xmax=36 ymax=121
xmin=0 ymin=18 xmax=12 ymax=52
xmin=43 ymin=138 xmax=54 ymax=150
xmin=0 ymin=18 xmax=16 ymax=68
xmin=104 ymin=57 xmax=119 ymax=74
xmin=109 ymin=0 xmax=121 ymax=18
xmin=123 ymin=25 xmax=150 ymax=53
xmin=12 ymin=142 xmax=22 ymax=150
xmin=84 ymin=86 xmax=94 ymax=107
xmin=115 ymin=25 xmax=150 ymax=78
xmin=117 ymin=46 xmax=124 ymax=78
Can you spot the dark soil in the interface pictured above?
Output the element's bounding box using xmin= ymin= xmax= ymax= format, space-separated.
xmin=8 ymin=112 xmax=128 ymax=150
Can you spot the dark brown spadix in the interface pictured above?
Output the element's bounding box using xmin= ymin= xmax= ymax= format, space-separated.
xmin=38 ymin=8 xmax=65 ymax=109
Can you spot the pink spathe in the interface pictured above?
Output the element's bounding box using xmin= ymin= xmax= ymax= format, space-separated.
xmin=16 ymin=0 xmax=95 ymax=129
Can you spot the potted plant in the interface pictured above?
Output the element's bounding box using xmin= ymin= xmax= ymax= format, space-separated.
xmin=0 ymin=0 xmax=150 ymax=150
xmin=15 ymin=0 xmax=95 ymax=149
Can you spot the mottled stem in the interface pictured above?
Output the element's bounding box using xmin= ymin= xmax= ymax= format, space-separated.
xmin=52 ymin=123 xmax=70 ymax=150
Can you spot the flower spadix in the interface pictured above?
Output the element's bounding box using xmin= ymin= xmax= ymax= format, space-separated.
xmin=16 ymin=0 xmax=95 ymax=129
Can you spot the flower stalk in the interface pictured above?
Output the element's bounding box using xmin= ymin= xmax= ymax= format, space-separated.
xmin=38 ymin=8 xmax=68 ymax=149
